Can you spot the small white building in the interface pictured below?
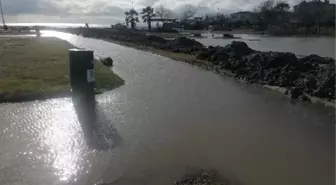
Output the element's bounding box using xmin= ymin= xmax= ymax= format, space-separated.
xmin=229 ymin=11 xmax=258 ymax=24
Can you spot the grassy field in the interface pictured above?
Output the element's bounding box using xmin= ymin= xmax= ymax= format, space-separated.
xmin=0 ymin=37 xmax=124 ymax=103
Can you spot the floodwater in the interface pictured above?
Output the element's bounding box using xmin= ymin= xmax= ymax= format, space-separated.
xmin=196 ymin=33 xmax=335 ymax=58
xmin=0 ymin=31 xmax=334 ymax=185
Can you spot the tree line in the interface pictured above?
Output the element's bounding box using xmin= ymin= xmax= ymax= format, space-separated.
xmin=255 ymin=0 xmax=335 ymax=33
xmin=124 ymin=5 xmax=197 ymax=30
xmin=124 ymin=0 xmax=335 ymax=34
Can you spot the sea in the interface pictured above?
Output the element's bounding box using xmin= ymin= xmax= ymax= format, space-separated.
xmin=6 ymin=23 xmax=111 ymax=28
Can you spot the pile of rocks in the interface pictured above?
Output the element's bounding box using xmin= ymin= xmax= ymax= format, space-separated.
xmin=175 ymin=169 xmax=229 ymax=185
xmin=194 ymin=41 xmax=335 ymax=100
xmin=163 ymin=37 xmax=204 ymax=54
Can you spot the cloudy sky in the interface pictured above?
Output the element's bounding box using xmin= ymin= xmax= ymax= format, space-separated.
xmin=2 ymin=0 xmax=335 ymax=24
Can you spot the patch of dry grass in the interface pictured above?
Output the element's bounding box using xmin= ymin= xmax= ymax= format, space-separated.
xmin=0 ymin=37 xmax=124 ymax=103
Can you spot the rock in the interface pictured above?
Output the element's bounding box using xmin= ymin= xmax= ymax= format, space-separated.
xmin=304 ymin=76 xmax=317 ymax=90
xmin=300 ymin=54 xmax=335 ymax=65
xmin=235 ymin=52 xmax=300 ymax=86
xmin=196 ymin=50 xmax=210 ymax=60
xmin=100 ymin=57 xmax=113 ymax=67
xmin=223 ymin=33 xmax=234 ymax=38
xmin=242 ymin=51 xmax=299 ymax=70
xmin=175 ymin=169 xmax=226 ymax=185
xmin=313 ymin=72 xmax=335 ymax=99
xmin=299 ymin=94 xmax=311 ymax=102
xmin=212 ymin=41 xmax=254 ymax=60
xmin=265 ymin=52 xmax=299 ymax=69
xmin=289 ymin=87 xmax=303 ymax=99
xmin=196 ymin=46 xmax=219 ymax=60
xmin=167 ymin=37 xmax=204 ymax=49
xmin=193 ymin=33 xmax=202 ymax=37
xmin=285 ymin=89 xmax=290 ymax=95
xmin=227 ymin=41 xmax=255 ymax=57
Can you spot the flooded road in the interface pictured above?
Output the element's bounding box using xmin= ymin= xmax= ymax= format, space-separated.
xmin=0 ymin=31 xmax=334 ymax=185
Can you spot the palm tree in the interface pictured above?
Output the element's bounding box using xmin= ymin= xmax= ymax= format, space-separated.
xmin=125 ymin=9 xmax=139 ymax=30
xmin=141 ymin=6 xmax=155 ymax=31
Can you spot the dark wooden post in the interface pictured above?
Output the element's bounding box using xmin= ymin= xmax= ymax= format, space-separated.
xmin=69 ymin=49 xmax=95 ymax=98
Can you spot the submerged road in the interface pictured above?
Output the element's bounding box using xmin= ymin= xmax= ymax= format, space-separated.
xmin=0 ymin=31 xmax=334 ymax=185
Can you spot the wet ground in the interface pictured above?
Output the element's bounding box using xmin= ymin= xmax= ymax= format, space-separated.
xmin=0 ymin=31 xmax=334 ymax=185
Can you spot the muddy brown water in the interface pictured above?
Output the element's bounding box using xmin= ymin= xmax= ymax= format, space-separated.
xmin=0 ymin=31 xmax=334 ymax=185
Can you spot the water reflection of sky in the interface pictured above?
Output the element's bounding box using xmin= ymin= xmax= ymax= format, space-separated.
xmin=42 ymin=31 xmax=77 ymax=41
xmin=39 ymin=100 xmax=84 ymax=181
xmin=0 ymin=98 xmax=97 ymax=184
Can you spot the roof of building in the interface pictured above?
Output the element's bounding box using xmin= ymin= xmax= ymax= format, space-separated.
xmin=151 ymin=18 xmax=178 ymax=22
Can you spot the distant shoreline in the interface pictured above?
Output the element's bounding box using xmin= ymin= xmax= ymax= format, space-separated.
xmin=2 ymin=23 xmax=335 ymax=37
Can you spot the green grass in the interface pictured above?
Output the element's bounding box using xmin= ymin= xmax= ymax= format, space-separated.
xmin=104 ymin=38 xmax=212 ymax=66
xmin=94 ymin=59 xmax=124 ymax=92
xmin=0 ymin=37 xmax=124 ymax=103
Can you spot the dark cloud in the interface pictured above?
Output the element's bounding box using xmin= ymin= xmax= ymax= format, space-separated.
xmin=138 ymin=0 xmax=162 ymax=6
xmin=1 ymin=0 xmax=335 ymax=23
xmin=1 ymin=0 xmax=64 ymax=15
xmin=86 ymin=3 xmax=126 ymax=17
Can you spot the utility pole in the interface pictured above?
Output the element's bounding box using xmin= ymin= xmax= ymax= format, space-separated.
xmin=0 ymin=0 xmax=6 ymax=28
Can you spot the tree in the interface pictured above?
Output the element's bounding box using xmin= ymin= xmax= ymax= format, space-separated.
xmin=294 ymin=1 xmax=332 ymax=34
xmin=125 ymin=9 xmax=139 ymax=30
xmin=141 ymin=6 xmax=155 ymax=31
xmin=274 ymin=2 xmax=290 ymax=13
xmin=257 ymin=0 xmax=276 ymax=27
xmin=155 ymin=5 xmax=174 ymax=24
xmin=256 ymin=0 xmax=291 ymax=27
xmin=216 ymin=13 xmax=228 ymax=28
xmin=180 ymin=4 xmax=198 ymax=22
xmin=274 ymin=1 xmax=291 ymax=22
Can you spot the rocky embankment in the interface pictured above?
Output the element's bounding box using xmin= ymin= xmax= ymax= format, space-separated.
xmin=56 ymin=28 xmax=335 ymax=102
xmin=195 ymin=42 xmax=335 ymax=101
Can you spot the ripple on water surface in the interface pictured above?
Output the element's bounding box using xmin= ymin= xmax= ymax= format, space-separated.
xmin=0 ymin=98 xmax=120 ymax=185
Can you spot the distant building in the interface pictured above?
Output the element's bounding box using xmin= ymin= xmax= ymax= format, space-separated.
xmin=229 ymin=11 xmax=258 ymax=24
xmin=150 ymin=18 xmax=182 ymax=31
xmin=111 ymin=23 xmax=127 ymax=29
xmin=151 ymin=18 xmax=178 ymax=23
xmin=194 ymin=17 xmax=203 ymax=22
xmin=180 ymin=17 xmax=205 ymax=25
xmin=293 ymin=0 xmax=335 ymax=25
xmin=294 ymin=0 xmax=335 ymax=13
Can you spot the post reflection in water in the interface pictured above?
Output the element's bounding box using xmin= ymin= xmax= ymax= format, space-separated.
xmin=72 ymin=93 xmax=122 ymax=151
